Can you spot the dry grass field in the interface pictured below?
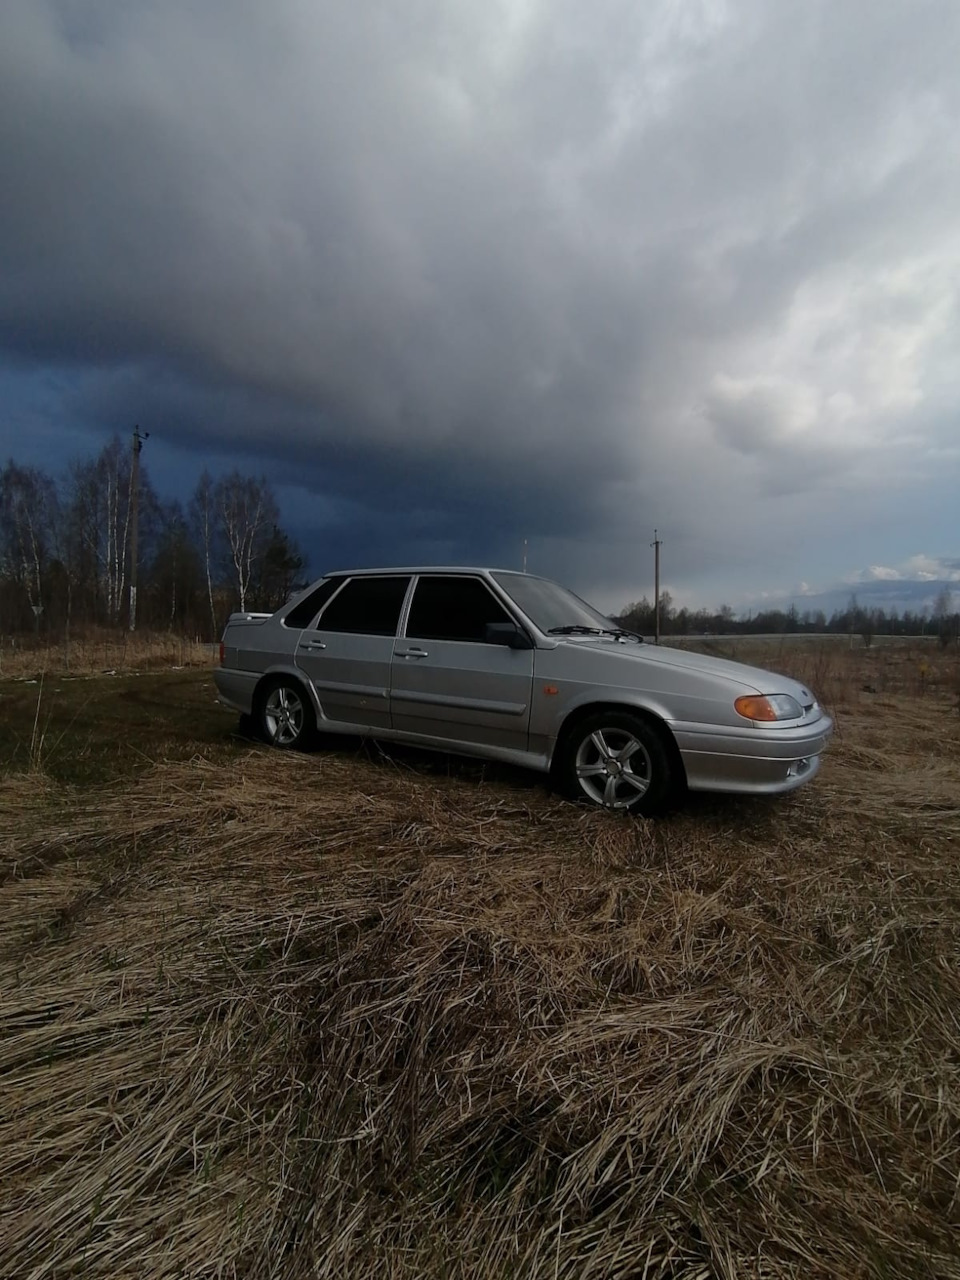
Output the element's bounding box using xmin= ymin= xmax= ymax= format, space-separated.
xmin=0 ymin=628 xmax=217 ymax=681
xmin=1 ymin=640 xmax=958 ymax=1278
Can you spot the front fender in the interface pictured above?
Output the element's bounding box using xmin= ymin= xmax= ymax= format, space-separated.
xmin=537 ymin=685 xmax=680 ymax=766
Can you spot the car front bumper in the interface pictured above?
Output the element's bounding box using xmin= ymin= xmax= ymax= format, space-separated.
xmin=672 ymin=714 xmax=834 ymax=795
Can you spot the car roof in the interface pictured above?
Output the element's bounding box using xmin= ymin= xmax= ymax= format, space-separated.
xmin=325 ymin=566 xmax=526 ymax=578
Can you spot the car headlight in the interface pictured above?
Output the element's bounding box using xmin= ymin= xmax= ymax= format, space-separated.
xmin=734 ymin=694 xmax=803 ymax=722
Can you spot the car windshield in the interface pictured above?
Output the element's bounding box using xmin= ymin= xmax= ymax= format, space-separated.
xmin=492 ymin=572 xmax=628 ymax=636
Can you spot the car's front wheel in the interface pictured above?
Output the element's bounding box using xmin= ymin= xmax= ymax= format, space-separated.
xmin=556 ymin=710 xmax=677 ymax=815
xmin=256 ymin=678 xmax=315 ymax=751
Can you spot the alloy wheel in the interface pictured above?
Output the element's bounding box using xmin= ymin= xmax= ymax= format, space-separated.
xmin=573 ymin=726 xmax=653 ymax=810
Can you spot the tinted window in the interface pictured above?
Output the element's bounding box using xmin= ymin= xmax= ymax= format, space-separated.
xmin=406 ymin=576 xmax=512 ymax=642
xmin=316 ymin=576 xmax=410 ymax=636
xmin=282 ymin=578 xmax=341 ymax=629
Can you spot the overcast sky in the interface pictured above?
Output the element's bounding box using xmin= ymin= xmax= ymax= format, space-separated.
xmin=1 ymin=0 xmax=958 ymax=612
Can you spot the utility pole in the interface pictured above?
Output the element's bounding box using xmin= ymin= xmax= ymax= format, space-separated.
xmin=522 ymin=538 xmax=528 ymax=574
xmin=128 ymin=427 xmax=149 ymax=631
xmin=651 ymin=529 xmax=662 ymax=645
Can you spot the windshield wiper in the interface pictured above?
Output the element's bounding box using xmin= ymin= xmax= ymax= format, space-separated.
xmin=547 ymin=625 xmax=642 ymax=642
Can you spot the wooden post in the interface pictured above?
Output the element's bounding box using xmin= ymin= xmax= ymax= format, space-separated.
xmin=128 ymin=427 xmax=148 ymax=630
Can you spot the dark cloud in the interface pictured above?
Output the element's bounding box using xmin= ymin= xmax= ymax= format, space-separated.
xmin=1 ymin=0 xmax=958 ymax=607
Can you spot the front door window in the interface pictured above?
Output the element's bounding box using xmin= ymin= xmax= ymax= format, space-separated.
xmin=406 ymin=575 xmax=513 ymax=642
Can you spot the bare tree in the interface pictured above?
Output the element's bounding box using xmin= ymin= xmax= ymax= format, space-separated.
xmin=657 ymin=590 xmax=674 ymax=634
xmin=150 ymin=500 xmax=201 ymax=631
xmin=0 ymin=462 xmax=58 ymax=632
xmin=0 ymin=449 xmax=305 ymax=638
xmin=933 ymin=586 xmax=955 ymax=649
xmin=55 ymin=439 xmax=160 ymax=628
xmin=215 ymin=472 xmax=279 ymax=612
xmin=65 ymin=439 xmax=132 ymax=623
xmin=105 ymin=439 xmax=133 ymax=622
xmin=860 ymin=609 xmax=876 ymax=648
xmin=190 ymin=470 xmax=220 ymax=638
xmin=62 ymin=456 xmax=102 ymax=621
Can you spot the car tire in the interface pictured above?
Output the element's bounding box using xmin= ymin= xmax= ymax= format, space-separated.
xmin=556 ymin=710 xmax=677 ymax=816
xmin=256 ymin=678 xmax=315 ymax=751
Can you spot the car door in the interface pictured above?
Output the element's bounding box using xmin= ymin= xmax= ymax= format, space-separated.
xmin=295 ymin=575 xmax=411 ymax=729
xmin=390 ymin=574 xmax=534 ymax=751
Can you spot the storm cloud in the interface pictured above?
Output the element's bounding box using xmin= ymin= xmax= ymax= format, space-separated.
xmin=1 ymin=0 xmax=958 ymax=608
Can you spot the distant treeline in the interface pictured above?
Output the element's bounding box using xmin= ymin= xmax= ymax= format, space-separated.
xmin=5 ymin=437 xmax=957 ymax=648
xmin=617 ymin=589 xmax=959 ymax=646
xmin=1 ymin=437 xmax=306 ymax=641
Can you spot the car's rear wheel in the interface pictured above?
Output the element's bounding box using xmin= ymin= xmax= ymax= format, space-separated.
xmin=557 ymin=710 xmax=676 ymax=815
xmin=256 ymin=678 xmax=315 ymax=750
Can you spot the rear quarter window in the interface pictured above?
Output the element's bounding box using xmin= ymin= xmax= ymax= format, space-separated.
xmin=282 ymin=579 xmax=341 ymax=629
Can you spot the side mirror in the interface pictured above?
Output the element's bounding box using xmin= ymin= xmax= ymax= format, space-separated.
xmin=484 ymin=621 xmax=534 ymax=650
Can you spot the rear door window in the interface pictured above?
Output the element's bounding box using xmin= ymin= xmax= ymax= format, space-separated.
xmin=406 ymin=576 xmax=512 ymax=642
xmin=316 ymin=576 xmax=411 ymax=636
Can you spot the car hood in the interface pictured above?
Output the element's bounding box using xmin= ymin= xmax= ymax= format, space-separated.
xmin=555 ymin=637 xmax=815 ymax=701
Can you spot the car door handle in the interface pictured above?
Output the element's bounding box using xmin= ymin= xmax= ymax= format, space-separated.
xmin=397 ymin=647 xmax=429 ymax=659
xmin=302 ymin=640 xmax=326 ymax=651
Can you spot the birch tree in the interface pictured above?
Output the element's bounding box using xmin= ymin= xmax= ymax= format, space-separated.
xmin=214 ymin=471 xmax=278 ymax=612
xmin=0 ymin=462 xmax=58 ymax=631
xmin=189 ymin=469 xmax=221 ymax=638
xmin=102 ymin=437 xmax=132 ymax=622
xmin=64 ymin=439 xmax=131 ymax=622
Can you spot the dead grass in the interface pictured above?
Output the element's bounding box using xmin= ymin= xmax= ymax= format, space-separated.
xmin=1 ymin=687 xmax=959 ymax=1277
xmin=0 ymin=629 xmax=216 ymax=680
xmin=679 ymin=635 xmax=960 ymax=711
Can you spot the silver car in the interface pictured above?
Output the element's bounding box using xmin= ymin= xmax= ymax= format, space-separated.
xmin=215 ymin=567 xmax=832 ymax=814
